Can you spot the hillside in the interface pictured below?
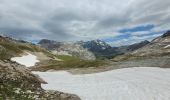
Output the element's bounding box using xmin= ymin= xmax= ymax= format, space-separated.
xmin=116 ymin=40 xmax=150 ymax=53
xmin=0 ymin=59 xmax=80 ymax=99
xmin=0 ymin=36 xmax=53 ymax=60
xmin=112 ymin=31 xmax=170 ymax=67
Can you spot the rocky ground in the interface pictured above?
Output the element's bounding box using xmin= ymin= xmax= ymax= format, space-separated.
xmin=0 ymin=60 xmax=80 ymax=100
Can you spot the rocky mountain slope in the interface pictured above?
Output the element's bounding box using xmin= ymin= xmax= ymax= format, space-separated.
xmin=38 ymin=39 xmax=96 ymax=61
xmin=0 ymin=59 xmax=80 ymax=100
xmin=115 ymin=40 xmax=150 ymax=54
xmin=112 ymin=31 xmax=170 ymax=67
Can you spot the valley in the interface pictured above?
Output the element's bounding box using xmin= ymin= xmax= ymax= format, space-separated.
xmin=0 ymin=0 xmax=170 ymax=99
xmin=0 ymin=31 xmax=169 ymax=99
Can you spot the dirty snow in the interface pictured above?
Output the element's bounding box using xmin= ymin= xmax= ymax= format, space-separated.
xmin=11 ymin=53 xmax=39 ymax=67
xmin=164 ymin=45 xmax=170 ymax=48
xmin=34 ymin=67 xmax=170 ymax=100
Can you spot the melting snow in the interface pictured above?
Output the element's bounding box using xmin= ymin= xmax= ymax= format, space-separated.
xmin=11 ymin=53 xmax=39 ymax=67
xmin=164 ymin=45 xmax=170 ymax=48
xmin=34 ymin=67 xmax=170 ymax=100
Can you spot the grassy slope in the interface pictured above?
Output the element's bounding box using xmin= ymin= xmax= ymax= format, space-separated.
xmin=0 ymin=37 xmax=54 ymax=60
xmin=32 ymin=55 xmax=106 ymax=71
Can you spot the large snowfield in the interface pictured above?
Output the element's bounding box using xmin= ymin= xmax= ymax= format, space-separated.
xmin=11 ymin=53 xmax=39 ymax=67
xmin=34 ymin=67 xmax=170 ymax=100
xmin=11 ymin=54 xmax=170 ymax=100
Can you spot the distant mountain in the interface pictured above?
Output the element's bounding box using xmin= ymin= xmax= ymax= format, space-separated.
xmin=38 ymin=39 xmax=96 ymax=60
xmin=76 ymin=39 xmax=150 ymax=59
xmin=76 ymin=40 xmax=121 ymax=59
xmin=126 ymin=40 xmax=150 ymax=51
xmin=77 ymin=39 xmax=112 ymax=51
xmin=39 ymin=38 xmax=150 ymax=59
xmin=113 ymin=30 xmax=170 ymax=65
xmin=38 ymin=39 xmax=62 ymax=50
xmin=116 ymin=40 xmax=150 ymax=53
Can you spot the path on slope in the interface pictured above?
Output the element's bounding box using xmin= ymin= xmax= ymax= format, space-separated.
xmin=34 ymin=67 xmax=170 ymax=100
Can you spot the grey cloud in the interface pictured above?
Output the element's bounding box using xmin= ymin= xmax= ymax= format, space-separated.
xmin=0 ymin=0 xmax=169 ymax=45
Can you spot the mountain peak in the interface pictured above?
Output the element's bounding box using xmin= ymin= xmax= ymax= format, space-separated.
xmin=38 ymin=39 xmax=55 ymax=44
xmin=162 ymin=30 xmax=170 ymax=38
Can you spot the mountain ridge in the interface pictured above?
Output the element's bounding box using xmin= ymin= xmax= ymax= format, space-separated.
xmin=112 ymin=30 xmax=170 ymax=65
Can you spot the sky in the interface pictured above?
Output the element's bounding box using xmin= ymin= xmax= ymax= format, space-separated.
xmin=0 ymin=0 xmax=170 ymax=46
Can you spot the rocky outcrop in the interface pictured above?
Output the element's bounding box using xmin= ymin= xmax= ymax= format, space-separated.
xmin=0 ymin=60 xmax=81 ymax=100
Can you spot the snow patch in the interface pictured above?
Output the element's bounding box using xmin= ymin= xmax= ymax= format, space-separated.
xmin=34 ymin=67 xmax=170 ymax=100
xmin=164 ymin=45 xmax=170 ymax=48
xmin=11 ymin=53 xmax=39 ymax=67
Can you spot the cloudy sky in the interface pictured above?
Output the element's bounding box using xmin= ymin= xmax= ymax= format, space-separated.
xmin=0 ymin=0 xmax=170 ymax=46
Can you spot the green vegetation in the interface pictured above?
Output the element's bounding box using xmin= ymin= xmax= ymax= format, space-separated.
xmin=33 ymin=55 xmax=106 ymax=71
xmin=0 ymin=80 xmax=35 ymax=100
xmin=0 ymin=37 xmax=51 ymax=60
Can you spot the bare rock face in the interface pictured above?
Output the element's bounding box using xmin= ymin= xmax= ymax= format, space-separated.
xmin=0 ymin=60 xmax=81 ymax=100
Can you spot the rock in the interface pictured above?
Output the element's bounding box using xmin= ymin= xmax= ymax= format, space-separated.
xmin=0 ymin=60 xmax=81 ymax=100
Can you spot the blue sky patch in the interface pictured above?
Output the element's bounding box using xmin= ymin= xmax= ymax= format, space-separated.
xmin=119 ymin=24 xmax=155 ymax=33
xmin=102 ymin=34 xmax=131 ymax=42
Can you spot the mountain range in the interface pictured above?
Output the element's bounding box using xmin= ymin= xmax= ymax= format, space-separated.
xmin=0 ymin=30 xmax=170 ymax=99
xmin=38 ymin=38 xmax=150 ymax=59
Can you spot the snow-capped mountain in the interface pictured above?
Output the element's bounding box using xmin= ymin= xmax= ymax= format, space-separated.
xmin=76 ymin=40 xmax=119 ymax=59
xmin=77 ymin=39 xmax=112 ymax=51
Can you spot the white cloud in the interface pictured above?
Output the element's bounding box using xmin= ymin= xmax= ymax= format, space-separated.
xmin=129 ymin=31 xmax=150 ymax=36
xmin=0 ymin=0 xmax=169 ymax=45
